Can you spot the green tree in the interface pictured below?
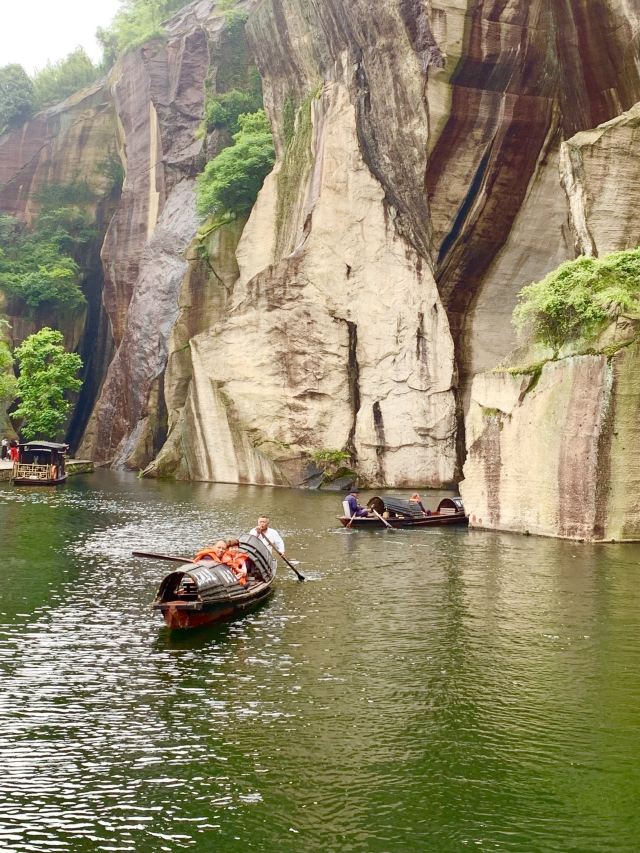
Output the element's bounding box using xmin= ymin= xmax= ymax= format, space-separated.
xmin=0 ymin=64 xmax=34 ymax=129
xmin=0 ymin=320 xmax=17 ymax=406
xmin=32 ymin=48 xmax=100 ymax=108
xmin=202 ymin=88 xmax=264 ymax=135
xmin=0 ymin=189 xmax=95 ymax=314
xmin=97 ymin=0 xmax=193 ymax=63
xmin=196 ymin=110 xmax=275 ymax=219
xmin=13 ymin=328 xmax=83 ymax=440
xmin=514 ymin=249 xmax=640 ymax=350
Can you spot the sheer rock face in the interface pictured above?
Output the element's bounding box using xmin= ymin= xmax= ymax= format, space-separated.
xmin=0 ymin=78 xmax=119 ymax=351
xmin=0 ymin=80 xmax=118 ymax=220
xmin=77 ymin=2 xmax=237 ymax=464
xmin=560 ymin=102 xmax=640 ymax=257
xmin=460 ymin=96 xmax=640 ymax=540
xmin=164 ymin=83 xmax=457 ymax=485
xmin=460 ymin=333 xmax=640 ymax=541
xmin=0 ymin=81 xmax=120 ymax=437
xmin=425 ymin=0 xmax=640 ymax=404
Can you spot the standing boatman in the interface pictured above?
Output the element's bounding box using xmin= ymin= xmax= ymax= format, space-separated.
xmin=249 ymin=515 xmax=285 ymax=556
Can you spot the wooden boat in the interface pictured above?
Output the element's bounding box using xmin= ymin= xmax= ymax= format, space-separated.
xmin=11 ymin=441 xmax=69 ymax=486
xmin=338 ymin=496 xmax=469 ymax=529
xmin=153 ymin=535 xmax=277 ymax=630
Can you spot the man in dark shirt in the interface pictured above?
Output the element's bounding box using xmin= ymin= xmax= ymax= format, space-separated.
xmin=346 ymin=490 xmax=369 ymax=517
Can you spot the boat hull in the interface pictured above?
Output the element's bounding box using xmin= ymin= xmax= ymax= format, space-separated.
xmin=338 ymin=512 xmax=468 ymax=529
xmin=12 ymin=474 xmax=68 ymax=486
xmin=155 ymin=582 xmax=274 ymax=630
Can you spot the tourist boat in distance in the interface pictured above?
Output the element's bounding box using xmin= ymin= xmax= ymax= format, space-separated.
xmin=338 ymin=495 xmax=469 ymax=529
xmin=153 ymin=535 xmax=277 ymax=630
xmin=11 ymin=441 xmax=69 ymax=486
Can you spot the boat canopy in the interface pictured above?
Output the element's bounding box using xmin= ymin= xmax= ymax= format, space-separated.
xmin=436 ymin=497 xmax=465 ymax=514
xmin=238 ymin=534 xmax=277 ymax=581
xmin=19 ymin=441 xmax=68 ymax=452
xmin=366 ymin=496 xmax=425 ymax=518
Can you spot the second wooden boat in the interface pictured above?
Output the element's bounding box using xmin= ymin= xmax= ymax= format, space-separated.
xmin=338 ymin=496 xmax=469 ymax=529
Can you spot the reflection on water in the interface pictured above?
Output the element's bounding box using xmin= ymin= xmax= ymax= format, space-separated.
xmin=1 ymin=471 xmax=640 ymax=852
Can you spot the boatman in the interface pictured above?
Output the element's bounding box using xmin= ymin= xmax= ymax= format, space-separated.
xmin=249 ymin=515 xmax=285 ymax=556
xmin=346 ymin=490 xmax=369 ymax=517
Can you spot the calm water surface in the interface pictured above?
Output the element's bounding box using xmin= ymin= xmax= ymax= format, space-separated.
xmin=0 ymin=471 xmax=639 ymax=852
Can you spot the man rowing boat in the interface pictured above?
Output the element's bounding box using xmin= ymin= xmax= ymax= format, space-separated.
xmin=249 ymin=515 xmax=285 ymax=556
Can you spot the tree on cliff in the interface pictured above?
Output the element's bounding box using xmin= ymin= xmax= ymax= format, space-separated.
xmin=514 ymin=249 xmax=640 ymax=350
xmin=32 ymin=48 xmax=100 ymax=108
xmin=97 ymin=0 xmax=193 ymax=63
xmin=13 ymin=328 xmax=83 ymax=440
xmin=0 ymin=321 xmax=17 ymax=406
xmin=0 ymin=207 xmax=89 ymax=314
xmin=196 ymin=110 xmax=275 ymax=219
xmin=0 ymin=65 xmax=34 ymax=129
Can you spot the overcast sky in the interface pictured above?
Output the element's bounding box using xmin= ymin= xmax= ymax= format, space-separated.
xmin=0 ymin=0 xmax=123 ymax=73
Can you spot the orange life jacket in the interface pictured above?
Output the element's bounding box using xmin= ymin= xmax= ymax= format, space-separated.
xmin=193 ymin=548 xmax=222 ymax=562
xmin=221 ymin=549 xmax=249 ymax=585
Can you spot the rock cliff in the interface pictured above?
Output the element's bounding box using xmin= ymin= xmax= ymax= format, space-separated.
xmin=3 ymin=0 xmax=640 ymax=513
xmin=461 ymin=100 xmax=640 ymax=540
xmin=0 ymin=80 xmax=120 ymax=440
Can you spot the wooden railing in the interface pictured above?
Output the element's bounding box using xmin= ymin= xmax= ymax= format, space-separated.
xmin=13 ymin=463 xmax=56 ymax=480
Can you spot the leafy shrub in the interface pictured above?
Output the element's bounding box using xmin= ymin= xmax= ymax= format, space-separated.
xmin=97 ymin=0 xmax=192 ymax=64
xmin=0 ymin=64 xmax=34 ymax=129
xmin=0 ymin=185 xmax=98 ymax=313
xmin=312 ymin=449 xmax=352 ymax=468
xmin=34 ymin=180 xmax=96 ymax=209
xmin=0 ymin=320 xmax=17 ymax=406
xmin=196 ymin=110 xmax=275 ymax=219
xmin=513 ymin=249 xmax=640 ymax=350
xmin=311 ymin=449 xmax=357 ymax=484
xmin=13 ymin=328 xmax=83 ymax=439
xmin=96 ymin=153 xmax=125 ymax=196
xmin=32 ymin=49 xmax=100 ymax=108
xmin=203 ymin=87 xmax=263 ymax=135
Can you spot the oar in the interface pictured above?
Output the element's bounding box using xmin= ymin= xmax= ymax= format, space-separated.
xmin=133 ymin=550 xmax=194 ymax=564
xmin=262 ymin=535 xmax=305 ymax=582
xmin=372 ymin=509 xmax=394 ymax=530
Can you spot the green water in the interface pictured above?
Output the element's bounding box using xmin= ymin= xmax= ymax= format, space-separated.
xmin=1 ymin=471 xmax=639 ymax=852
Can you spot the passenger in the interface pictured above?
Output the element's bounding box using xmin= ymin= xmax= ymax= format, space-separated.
xmin=193 ymin=539 xmax=227 ymax=563
xmin=345 ymin=490 xmax=369 ymax=518
xmin=221 ymin=538 xmax=249 ymax=586
xmin=410 ymin=493 xmax=431 ymax=516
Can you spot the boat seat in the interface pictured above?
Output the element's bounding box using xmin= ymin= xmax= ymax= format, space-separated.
xmin=342 ymin=499 xmax=352 ymax=518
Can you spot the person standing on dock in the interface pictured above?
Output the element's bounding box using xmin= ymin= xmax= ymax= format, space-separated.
xmin=1 ymin=438 xmax=7 ymax=460
xmin=249 ymin=515 xmax=285 ymax=556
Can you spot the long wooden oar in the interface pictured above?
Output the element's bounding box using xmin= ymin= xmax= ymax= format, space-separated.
xmin=372 ymin=509 xmax=394 ymax=530
xmin=262 ymin=535 xmax=305 ymax=582
xmin=133 ymin=551 xmax=194 ymax=564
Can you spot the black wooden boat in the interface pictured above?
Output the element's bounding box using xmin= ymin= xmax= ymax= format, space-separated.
xmin=12 ymin=441 xmax=68 ymax=486
xmin=153 ymin=535 xmax=277 ymax=629
xmin=338 ymin=496 xmax=468 ymax=529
